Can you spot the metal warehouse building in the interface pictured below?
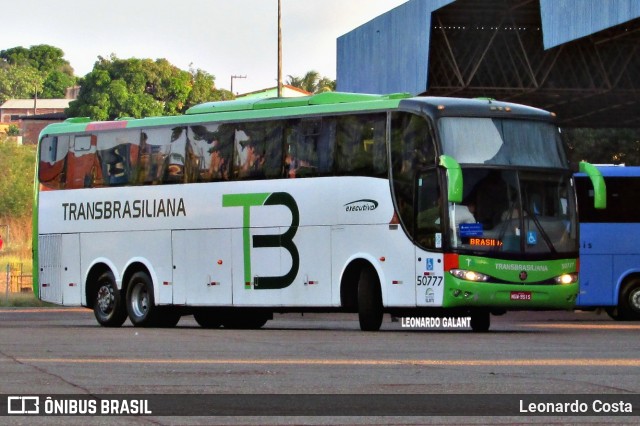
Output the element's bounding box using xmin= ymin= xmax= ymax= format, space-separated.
xmin=337 ymin=0 xmax=640 ymax=127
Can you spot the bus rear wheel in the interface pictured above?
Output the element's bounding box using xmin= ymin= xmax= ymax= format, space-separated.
xmin=358 ymin=267 xmax=383 ymax=331
xmin=222 ymin=311 xmax=269 ymax=329
xmin=93 ymin=271 xmax=127 ymax=327
xmin=126 ymin=272 xmax=159 ymax=327
xmin=616 ymin=278 xmax=640 ymax=321
xmin=194 ymin=310 xmax=222 ymax=328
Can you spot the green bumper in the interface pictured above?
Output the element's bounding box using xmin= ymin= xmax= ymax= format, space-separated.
xmin=442 ymin=278 xmax=579 ymax=310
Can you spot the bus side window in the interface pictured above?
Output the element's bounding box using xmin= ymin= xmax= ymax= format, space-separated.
xmin=234 ymin=121 xmax=284 ymax=180
xmin=286 ymin=119 xmax=323 ymax=178
xmin=39 ymin=135 xmax=69 ymax=190
xmin=336 ymin=113 xmax=387 ymax=177
xmin=66 ymin=135 xmax=100 ymax=189
xmin=163 ymin=127 xmax=190 ymax=184
xmin=390 ymin=112 xmax=438 ymax=237
xmin=190 ymin=124 xmax=229 ymax=182
xmin=137 ymin=127 xmax=172 ymax=185
xmin=262 ymin=121 xmax=285 ymax=179
xmin=97 ymin=130 xmax=138 ymax=186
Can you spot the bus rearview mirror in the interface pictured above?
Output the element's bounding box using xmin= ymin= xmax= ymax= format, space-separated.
xmin=579 ymin=161 xmax=607 ymax=209
xmin=439 ymin=155 xmax=463 ymax=204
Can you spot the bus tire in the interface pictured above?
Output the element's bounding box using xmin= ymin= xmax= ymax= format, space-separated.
xmin=605 ymin=307 xmax=622 ymax=321
xmin=358 ymin=267 xmax=383 ymax=331
xmin=93 ymin=271 xmax=127 ymax=327
xmin=222 ymin=312 xmax=269 ymax=329
xmin=194 ymin=310 xmax=222 ymax=328
xmin=617 ymin=277 xmax=640 ymax=321
xmin=470 ymin=310 xmax=491 ymax=332
xmin=155 ymin=308 xmax=181 ymax=328
xmin=126 ymin=271 xmax=159 ymax=327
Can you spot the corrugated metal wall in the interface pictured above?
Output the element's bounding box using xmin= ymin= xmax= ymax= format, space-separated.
xmin=338 ymin=0 xmax=640 ymax=95
xmin=540 ymin=0 xmax=640 ymax=49
xmin=337 ymin=0 xmax=453 ymax=94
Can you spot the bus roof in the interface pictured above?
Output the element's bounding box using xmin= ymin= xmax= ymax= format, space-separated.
xmin=39 ymin=92 xmax=556 ymax=138
xmin=185 ymin=91 xmax=411 ymax=114
xmin=592 ymin=165 xmax=640 ymax=177
xmin=398 ymin=96 xmax=556 ymax=121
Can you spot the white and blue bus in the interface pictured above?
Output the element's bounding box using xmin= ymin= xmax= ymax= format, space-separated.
xmin=33 ymin=92 xmax=605 ymax=331
xmin=576 ymin=165 xmax=640 ymax=320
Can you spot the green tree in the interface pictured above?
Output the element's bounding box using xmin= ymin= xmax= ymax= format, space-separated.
xmin=187 ymin=67 xmax=234 ymax=106
xmin=564 ymin=128 xmax=640 ymax=166
xmin=6 ymin=124 xmax=20 ymax=136
xmin=41 ymin=70 xmax=77 ymax=98
xmin=0 ymin=44 xmax=73 ymax=75
xmin=286 ymin=70 xmax=335 ymax=93
xmin=0 ymin=65 xmax=44 ymax=103
xmin=67 ymin=56 xmax=230 ymax=120
xmin=0 ymin=141 xmax=36 ymax=217
xmin=0 ymin=45 xmax=76 ymax=101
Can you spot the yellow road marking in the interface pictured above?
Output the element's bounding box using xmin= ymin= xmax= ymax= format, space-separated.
xmin=10 ymin=358 xmax=640 ymax=367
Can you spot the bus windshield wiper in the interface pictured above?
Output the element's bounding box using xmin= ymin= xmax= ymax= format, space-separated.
xmin=523 ymin=205 xmax=556 ymax=254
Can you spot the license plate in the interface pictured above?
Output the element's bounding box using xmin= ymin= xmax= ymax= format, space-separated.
xmin=510 ymin=291 xmax=532 ymax=301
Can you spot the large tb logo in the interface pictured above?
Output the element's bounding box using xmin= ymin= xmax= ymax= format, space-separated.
xmin=223 ymin=192 xmax=299 ymax=290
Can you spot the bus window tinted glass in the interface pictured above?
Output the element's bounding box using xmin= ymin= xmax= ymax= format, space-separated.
xmin=137 ymin=127 xmax=173 ymax=184
xmin=97 ymin=130 xmax=139 ymax=186
xmin=286 ymin=118 xmax=334 ymax=178
xmin=576 ymin=176 xmax=640 ymax=223
xmin=190 ymin=124 xmax=234 ymax=181
xmin=66 ymin=135 xmax=100 ymax=189
xmin=439 ymin=118 xmax=566 ymax=168
xmin=164 ymin=127 xmax=195 ymax=184
xmin=336 ymin=114 xmax=387 ymax=177
xmin=39 ymin=135 xmax=69 ymax=190
xmin=233 ymin=121 xmax=284 ymax=180
xmin=415 ymin=170 xmax=443 ymax=249
xmin=390 ymin=112 xmax=437 ymax=239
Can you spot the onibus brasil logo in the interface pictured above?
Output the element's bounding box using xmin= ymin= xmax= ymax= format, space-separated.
xmin=223 ymin=192 xmax=299 ymax=290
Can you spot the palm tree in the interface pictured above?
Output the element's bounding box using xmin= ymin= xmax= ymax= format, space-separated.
xmin=286 ymin=70 xmax=335 ymax=94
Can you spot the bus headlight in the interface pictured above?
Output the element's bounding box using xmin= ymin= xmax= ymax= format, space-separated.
xmin=450 ymin=269 xmax=490 ymax=282
xmin=554 ymin=273 xmax=578 ymax=285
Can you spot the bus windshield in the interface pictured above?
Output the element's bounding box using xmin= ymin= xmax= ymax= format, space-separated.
xmin=438 ymin=117 xmax=567 ymax=168
xmin=443 ymin=168 xmax=577 ymax=256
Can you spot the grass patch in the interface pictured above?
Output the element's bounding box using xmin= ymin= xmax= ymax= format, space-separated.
xmin=0 ymin=292 xmax=55 ymax=307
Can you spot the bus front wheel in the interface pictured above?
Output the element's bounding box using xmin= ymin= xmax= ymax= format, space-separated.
xmin=93 ymin=271 xmax=127 ymax=327
xmin=358 ymin=267 xmax=383 ymax=331
xmin=470 ymin=310 xmax=491 ymax=332
xmin=126 ymin=272 xmax=159 ymax=327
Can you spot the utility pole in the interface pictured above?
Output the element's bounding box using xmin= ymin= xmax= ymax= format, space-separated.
xmin=277 ymin=0 xmax=283 ymax=97
xmin=230 ymin=75 xmax=247 ymax=95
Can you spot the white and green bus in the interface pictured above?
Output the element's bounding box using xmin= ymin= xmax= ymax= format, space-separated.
xmin=33 ymin=92 xmax=606 ymax=331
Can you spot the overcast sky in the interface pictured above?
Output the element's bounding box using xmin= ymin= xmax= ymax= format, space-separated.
xmin=4 ymin=0 xmax=408 ymax=94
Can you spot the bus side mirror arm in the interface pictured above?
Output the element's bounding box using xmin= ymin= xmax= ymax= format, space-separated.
xmin=579 ymin=161 xmax=607 ymax=209
xmin=439 ymin=155 xmax=463 ymax=204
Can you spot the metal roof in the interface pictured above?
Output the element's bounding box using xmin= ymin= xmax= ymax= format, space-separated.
xmin=540 ymin=0 xmax=640 ymax=48
xmin=337 ymin=0 xmax=453 ymax=95
xmin=337 ymin=0 xmax=640 ymax=127
xmin=0 ymin=99 xmax=72 ymax=109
